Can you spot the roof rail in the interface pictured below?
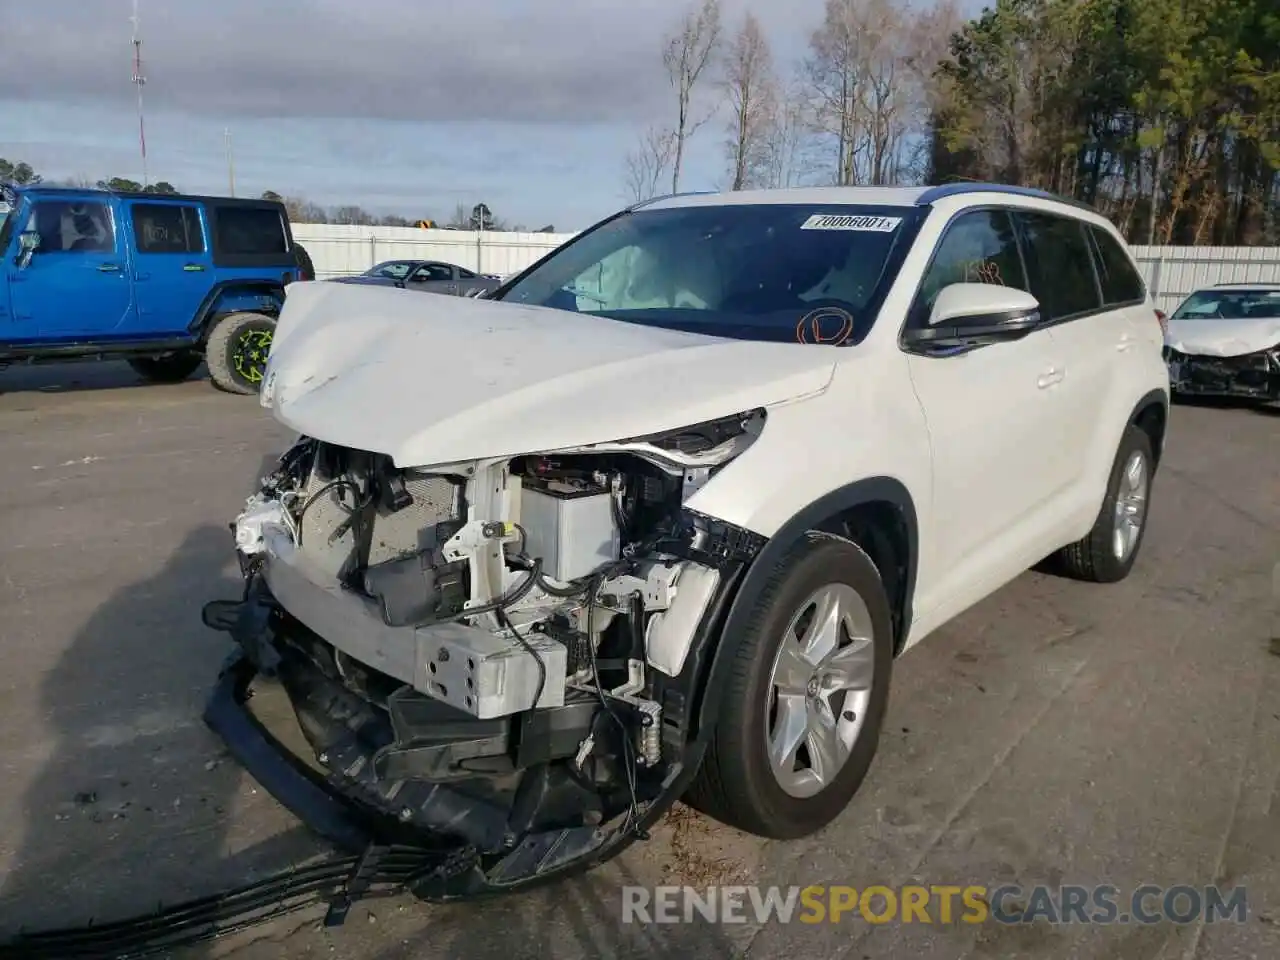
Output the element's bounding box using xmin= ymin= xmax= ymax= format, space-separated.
xmin=916 ymin=182 xmax=1096 ymax=212
xmin=627 ymin=189 xmax=719 ymax=212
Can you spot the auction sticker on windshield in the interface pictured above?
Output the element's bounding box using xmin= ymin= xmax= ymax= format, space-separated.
xmin=801 ymin=214 xmax=902 ymax=232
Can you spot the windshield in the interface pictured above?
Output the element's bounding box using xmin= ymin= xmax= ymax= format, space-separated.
xmin=1171 ymin=289 xmax=1280 ymax=320
xmin=495 ymin=203 xmax=918 ymax=343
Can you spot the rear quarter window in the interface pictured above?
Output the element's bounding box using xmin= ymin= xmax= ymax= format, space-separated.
xmin=212 ymin=205 xmax=288 ymax=256
xmin=1088 ymin=225 xmax=1146 ymax=305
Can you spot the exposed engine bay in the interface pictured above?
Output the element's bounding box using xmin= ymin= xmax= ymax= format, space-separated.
xmin=1165 ymin=344 xmax=1280 ymax=402
xmin=209 ymin=410 xmax=767 ymax=896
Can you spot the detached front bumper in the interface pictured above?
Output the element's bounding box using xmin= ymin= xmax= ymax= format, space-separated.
xmin=1166 ymin=347 xmax=1280 ymax=402
xmin=201 ymin=577 xmax=695 ymax=901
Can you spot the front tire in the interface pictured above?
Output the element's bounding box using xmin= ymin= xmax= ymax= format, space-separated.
xmin=1053 ymin=424 xmax=1154 ymax=582
xmin=127 ymin=351 xmax=203 ymax=384
xmin=685 ymin=533 xmax=894 ymax=840
xmin=205 ymin=312 xmax=277 ymax=395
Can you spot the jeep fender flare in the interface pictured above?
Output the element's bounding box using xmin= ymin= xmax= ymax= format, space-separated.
xmin=692 ymin=476 xmax=919 ymax=735
xmin=188 ymin=280 xmax=286 ymax=340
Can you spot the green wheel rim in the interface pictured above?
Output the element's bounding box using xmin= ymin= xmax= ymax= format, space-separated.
xmin=233 ymin=328 xmax=273 ymax=384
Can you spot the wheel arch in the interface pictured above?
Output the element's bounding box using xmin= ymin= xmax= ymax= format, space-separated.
xmin=1129 ymin=388 xmax=1169 ymax=470
xmin=694 ymin=476 xmax=919 ymax=735
xmin=188 ymin=281 xmax=286 ymax=341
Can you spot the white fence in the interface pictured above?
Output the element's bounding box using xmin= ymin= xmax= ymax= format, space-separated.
xmin=292 ymin=224 xmax=577 ymax=281
xmin=1130 ymin=246 xmax=1280 ymax=312
xmin=292 ymin=224 xmax=1280 ymax=311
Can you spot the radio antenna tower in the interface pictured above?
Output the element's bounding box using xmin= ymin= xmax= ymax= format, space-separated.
xmin=130 ymin=0 xmax=149 ymax=187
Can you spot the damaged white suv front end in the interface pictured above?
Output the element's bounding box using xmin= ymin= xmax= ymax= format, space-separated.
xmin=207 ymin=253 xmax=848 ymax=896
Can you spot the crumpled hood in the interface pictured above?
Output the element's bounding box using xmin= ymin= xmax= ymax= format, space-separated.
xmin=262 ymin=280 xmax=838 ymax=466
xmin=1165 ymin=317 xmax=1280 ymax=358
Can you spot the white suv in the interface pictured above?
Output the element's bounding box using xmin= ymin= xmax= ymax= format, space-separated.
xmin=213 ymin=183 xmax=1170 ymax=898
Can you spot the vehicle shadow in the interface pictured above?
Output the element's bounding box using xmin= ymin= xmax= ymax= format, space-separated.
xmin=0 ymin=360 xmax=209 ymax=396
xmin=1172 ymin=393 xmax=1280 ymax=417
xmin=367 ymin=857 xmax=747 ymax=960
xmin=0 ymin=523 xmax=322 ymax=953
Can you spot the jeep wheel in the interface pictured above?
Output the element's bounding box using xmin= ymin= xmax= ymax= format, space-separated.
xmin=685 ymin=533 xmax=893 ymax=839
xmin=205 ymin=312 xmax=277 ymax=395
xmin=1053 ymin=423 xmax=1154 ymax=582
xmin=127 ymin=351 xmax=203 ymax=384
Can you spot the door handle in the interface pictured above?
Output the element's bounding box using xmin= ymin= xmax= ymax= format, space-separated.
xmin=1037 ymin=366 xmax=1065 ymax=389
xmin=183 ymin=263 xmax=206 ymax=272
xmin=98 ymin=263 xmax=122 ymax=272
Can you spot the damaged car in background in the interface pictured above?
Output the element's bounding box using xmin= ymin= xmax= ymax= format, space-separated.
xmin=1163 ymin=282 xmax=1280 ymax=405
xmin=204 ymin=184 xmax=1170 ymax=901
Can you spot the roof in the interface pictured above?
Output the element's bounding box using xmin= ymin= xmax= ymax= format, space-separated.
xmin=636 ymin=182 xmax=1098 ymax=215
xmin=2 ymin=183 xmax=282 ymax=208
xmin=1209 ymin=281 xmax=1280 ymax=290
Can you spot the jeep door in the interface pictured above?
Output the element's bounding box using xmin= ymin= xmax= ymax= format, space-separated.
xmin=8 ymin=195 xmax=136 ymax=339
xmin=125 ymin=199 xmax=213 ymax=337
xmin=903 ymin=208 xmax=1073 ymax=615
xmin=0 ymin=201 xmax=24 ymax=341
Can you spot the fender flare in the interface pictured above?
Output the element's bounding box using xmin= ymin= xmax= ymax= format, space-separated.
xmin=188 ymin=280 xmax=287 ymax=339
xmin=693 ymin=476 xmax=919 ymax=734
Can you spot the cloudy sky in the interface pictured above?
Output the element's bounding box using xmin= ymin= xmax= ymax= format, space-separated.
xmin=0 ymin=0 xmax=834 ymax=229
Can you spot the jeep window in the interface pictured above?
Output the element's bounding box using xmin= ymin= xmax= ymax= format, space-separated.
xmin=24 ymin=200 xmax=115 ymax=253
xmin=1088 ymin=225 xmax=1146 ymax=305
xmin=912 ymin=209 xmax=1028 ymax=320
xmin=131 ymin=203 xmax=205 ymax=254
xmin=213 ymin=205 xmax=287 ymax=256
xmin=1171 ymin=289 xmax=1280 ymax=320
xmin=1016 ymin=212 xmax=1103 ymax=320
xmin=495 ymin=203 xmax=916 ymax=343
xmin=0 ymin=205 xmax=12 ymax=254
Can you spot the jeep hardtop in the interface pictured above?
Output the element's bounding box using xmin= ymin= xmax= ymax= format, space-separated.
xmin=0 ymin=183 xmax=314 ymax=394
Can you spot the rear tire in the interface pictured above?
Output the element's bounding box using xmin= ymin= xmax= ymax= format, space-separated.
xmin=127 ymin=351 xmax=203 ymax=384
xmin=205 ymin=312 xmax=277 ymax=395
xmin=294 ymin=243 xmax=315 ymax=281
xmin=685 ymin=533 xmax=894 ymax=840
xmin=1053 ymin=424 xmax=1154 ymax=582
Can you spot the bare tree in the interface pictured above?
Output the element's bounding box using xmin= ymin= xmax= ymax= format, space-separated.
xmin=760 ymin=83 xmax=815 ymax=189
xmin=722 ymin=12 xmax=779 ymax=190
xmin=663 ymin=0 xmax=723 ymax=193
xmin=806 ymin=0 xmax=957 ymax=186
xmin=623 ymin=126 xmax=676 ymax=203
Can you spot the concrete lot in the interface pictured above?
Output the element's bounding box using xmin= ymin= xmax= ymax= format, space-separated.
xmin=0 ymin=362 xmax=1277 ymax=960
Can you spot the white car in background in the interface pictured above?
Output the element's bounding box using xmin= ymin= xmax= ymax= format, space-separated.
xmin=1163 ymin=282 xmax=1280 ymax=404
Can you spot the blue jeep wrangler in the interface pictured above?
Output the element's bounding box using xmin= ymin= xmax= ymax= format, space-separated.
xmin=0 ymin=183 xmax=315 ymax=394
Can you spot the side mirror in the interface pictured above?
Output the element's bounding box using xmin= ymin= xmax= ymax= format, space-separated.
xmin=15 ymin=229 xmax=40 ymax=269
xmin=903 ymin=282 xmax=1042 ymax=350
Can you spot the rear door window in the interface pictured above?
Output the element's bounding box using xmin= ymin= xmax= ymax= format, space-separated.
xmin=131 ymin=203 xmax=205 ymax=254
xmin=1015 ymin=212 xmax=1103 ymax=321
